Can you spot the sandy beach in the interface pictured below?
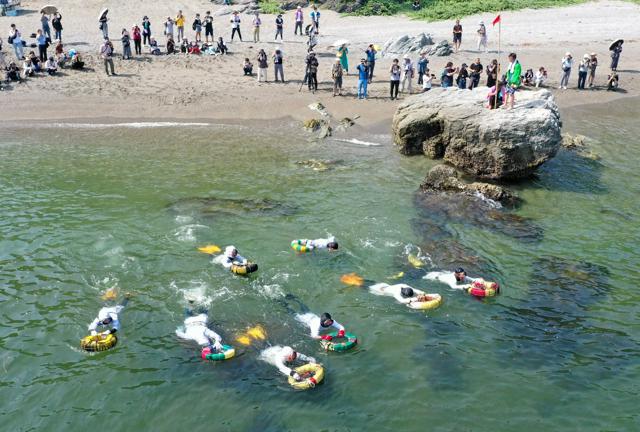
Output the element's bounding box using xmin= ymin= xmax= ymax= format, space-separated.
xmin=1 ymin=0 xmax=638 ymax=126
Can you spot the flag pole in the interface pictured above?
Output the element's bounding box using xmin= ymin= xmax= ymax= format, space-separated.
xmin=494 ymin=16 xmax=501 ymax=109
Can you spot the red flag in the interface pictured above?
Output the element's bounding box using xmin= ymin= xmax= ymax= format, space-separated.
xmin=492 ymin=14 xmax=501 ymax=26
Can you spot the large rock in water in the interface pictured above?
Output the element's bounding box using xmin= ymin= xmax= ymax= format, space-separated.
xmin=392 ymin=88 xmax=562 ymax=179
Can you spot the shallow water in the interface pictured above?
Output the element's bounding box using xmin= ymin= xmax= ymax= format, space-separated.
xmin=1 ymin=100 xmax=639 ymax=431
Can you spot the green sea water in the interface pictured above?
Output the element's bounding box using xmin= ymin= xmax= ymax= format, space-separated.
xmin=0 ymin=99 xmax=638 ymax=431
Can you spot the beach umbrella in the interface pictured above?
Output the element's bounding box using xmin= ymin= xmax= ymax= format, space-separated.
xmin=40 ymin=5 xmax=58 ymax=15
xmin=332 ymin=39 xmax=350 ymax=48
xmin=99 ymin=8 xmax=109 ymax=21
xmin=608 ymin=39 xmax=624 ymax=51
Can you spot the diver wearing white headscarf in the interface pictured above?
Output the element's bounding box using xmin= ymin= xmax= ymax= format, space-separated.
xmin=214 ymin=245 xmax=248 ymax=268
xmin=176 ymin=313 xmax=223 ymax=351
xmin=260 ymin=345 xmax=316 ymax=381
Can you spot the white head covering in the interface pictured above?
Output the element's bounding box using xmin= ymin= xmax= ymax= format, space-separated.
xmin=282 ymin=346 xmax=294 ymax=359
xmin=225 ymin=245 xmax=237 ymax=257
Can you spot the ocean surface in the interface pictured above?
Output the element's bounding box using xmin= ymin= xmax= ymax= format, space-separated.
xmin=1 ymin=99 xmax=638 ymax=431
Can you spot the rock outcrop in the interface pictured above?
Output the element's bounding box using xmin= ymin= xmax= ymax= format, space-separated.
xmin=421 ymin=164 xmax=519 ymax=206
xmin=392 ymin=88 xmax=562 ymax=180
xmin=427 ymin=40 xmax=453 ymax=56
xmin=382 ymin=33 xmax=434 ymax=58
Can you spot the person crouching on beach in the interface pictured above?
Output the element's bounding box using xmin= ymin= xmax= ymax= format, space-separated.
xmin=534 ymin=67 xmax=547 ymax=87
xmin=217 ymin=37 xmax=228 ymax=55
xmin=243 ymin=58 xmax=253 ymax=75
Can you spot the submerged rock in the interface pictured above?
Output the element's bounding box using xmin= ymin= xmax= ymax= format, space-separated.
xmin=167 ymin=197 xmax=296 ymax=218
xmin=421 ymin=164 xmax=519 ymax=206
xmin=428 ymin=40 xmax=453 ymax=56
xmin=303 ymin=118 xmax=332 ymax=139
xmin=382 ymin=33 xmax=434 ymax=58
xmin=393 ymin=88 xmax=562 ymax=180
xmin=295 ymin=159 xmax=340 ymax=172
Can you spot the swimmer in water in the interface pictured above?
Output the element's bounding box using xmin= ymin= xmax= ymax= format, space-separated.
xmin=260 ymin=346 xmax=317 ymax=381
xmin=176 ymin=313 xmax=224 ymax=352
xmin=296 ymin=312 xmax=345 ymax=340
xmin=215 ymin=245 xmax=248 ymax=268
xmin=88 ymin=293 xmax=130 ymax=336
xmin=424 ymin=267 xmax=477 ymax=289
xmin=292 ymin=236 xmax=339 ymax=251
xmin=368 ymin=283 xmax=431 ymax=306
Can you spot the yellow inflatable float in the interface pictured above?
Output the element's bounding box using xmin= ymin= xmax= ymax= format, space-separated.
xmin=408 ymin=293 xmax=443 ymax=310
xmin=80 ymin=333 xmax=118 ymax=352
xmin=288 ymin=363 xmax=324 ymax=390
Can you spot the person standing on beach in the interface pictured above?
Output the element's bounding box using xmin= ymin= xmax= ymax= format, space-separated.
xmin=332 ymin=58 xmax=343 ymax=96
xmin=100 ymin=38 xmax=116 ymax=76
xmin=176 ymin=11 xmax=185 ymax=42
xmin=417 ymin=52 xmax=428 ymax=85
xmin=469 ymin=58 xmax=483 ymax=89
xmin=587 ymin=53 xmax=598 ymax=88
xmin=456 ymin=63 xmax=469 ymax=89
xmin=257 ymin=48 xmax=268 ymax=83
xmin=165 ymin=17 xmax=175 ymax=40
xmin=310 ymin=6 xmax=320 ymax=33
xmin=275 ymin=14 xmax=284 ymax=40
xmin=36 ymin=30 xmax=48 ymax=63
xmin=441 ymin=62 xmax=457 ymax=88
xmin=306 ymin=52 xmax=319 ymax=93
xmin=52 ymin=13 xmax=63 ymax=41
xmin=365 ymin=44 xmax=376 ymax=83
xmin=610 ymin=41 xmax=622 ymax=71
xmin=577 ymin=54 xmax=590 ymax=90
xmin=389 ymin=58 xmax=401 ymax=100
xmin=252 ymin=12 xmax=262 ymax=43
xmin=99 ymin=14 xmax=109 ymax=40
xmin=476 ymin=21 xmax=487 ymax=52
xmin=193 ymin=14 xmax=202 ymax=43
xmin=142 ymin=16 xmax=152 ymax=46
xmin=121 ymin=29 xmax=132 ymax=60
xmin=452 ymin=19 xmax=462 ymax=53
xmin=486 ymin=59 xmax=497 ymax=87
xmin=401 ymin=55 xmax=414 ymax=94
xmin=9 ymin=24 xmax=24 ymax=60
xmin=41 ymin=12 xmax=51 ymax=40
xmin=294 ymin=6 xmax=304 ymax=36
xmin=337 ymin=43 xmax=348 ymax=75
xmin=504 ymin=52 xmax=521 ymax=109
xmin=356 ymin=58 xmax=369 ymax=99
xmin=559 ymin=52 xmax=573 ymax=89
xmin=204 ymin=12 xmax=214 ymax=43
xmin=273 ymin=48 xmax=285 ymax=82
xmin=231 ymin=12 xmax=242 ymax=42
xmin=132 ymin=24 xmax=142 ymax=55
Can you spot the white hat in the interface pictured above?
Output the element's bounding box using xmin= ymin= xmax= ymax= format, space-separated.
xmin=403 ymin=54 xmax=410 ymax=59
xmin=225 ymin=245 xmax=237 ymax=256
xmin=479 ymin=21 xmax=484 ymax=25
xmin=565 ymin=52 xmax=572 ymax=57
xmin=583 ymin=53 xmax=590 ymax=59
xmin=282 ymin=346 xmax=294 ymax=358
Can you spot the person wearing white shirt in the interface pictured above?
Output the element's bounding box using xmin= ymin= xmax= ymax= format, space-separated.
xmin=88 ymin=304 xmax=125 ymax=336
xmin=292 ymin=236 xmax=338 ymax=251
xmin=176 ymin=313 xmax=223 ymax=351
xmin=368 ymin=283 xmax=430 ymax=305
xmin=296 ymin=312 xmax=345 ymax=340
xmin=423 ymin=267 xmax=477 ymax=289
xmin=260 ymin=346 xmax=316 ymax=381
xmin=214 ymin=245 xmax=248 ymax=268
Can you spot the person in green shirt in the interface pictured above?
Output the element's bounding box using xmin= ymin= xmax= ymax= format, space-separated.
xmin=337 ymin=44 xmax=349 ymax=75
xmin=504 ymin=52 xmax=521 ymax=110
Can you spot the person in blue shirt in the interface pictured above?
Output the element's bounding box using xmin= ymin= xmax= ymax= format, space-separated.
xmin=356 ymin=58 xmax=369 ymax=99
xmin=36 ymin=29 xmax=48 ymax=63
xmin=310 ymin=6 xmax=320 ymax=32
xmin=365 ymin=44 xmax=376 ymax=83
